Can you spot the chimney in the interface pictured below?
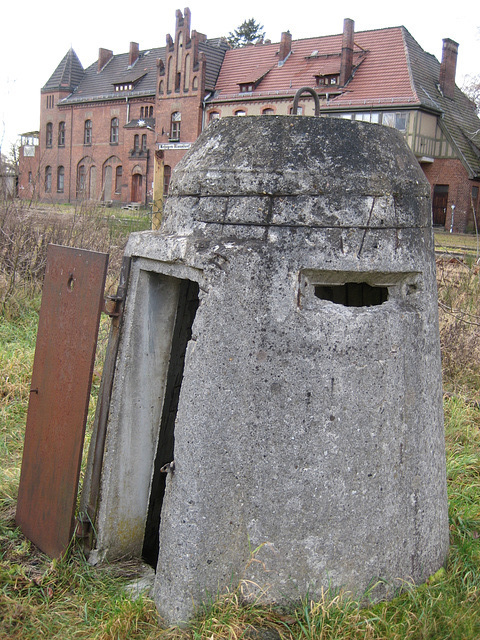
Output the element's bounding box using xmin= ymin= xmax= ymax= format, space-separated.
xmin=129 ymin=42 xmax=139 ymax=67
xmin=98 ymin=48 xmax=113 ymax=72
xmin=339 ymin=18 xmax=354 ymax=86
xmin=278 ymin=31 xmax=292 ymax=64
xmin=440 ymin=38 xmax=458 ymax=99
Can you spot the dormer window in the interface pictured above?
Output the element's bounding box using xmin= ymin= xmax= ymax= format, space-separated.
xmin=316 ymin=74 xmax=339 ymax=87
xmin=237 ymin=67 xmax=271 ymax=94
xmin=113 ymin=73 xmax=146 ymax=93
xmin=115 ymin=84 xmax=133 ymax=92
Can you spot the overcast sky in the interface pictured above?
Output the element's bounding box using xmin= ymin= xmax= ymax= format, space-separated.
xmin=1 ymin=0 xmax=479 ymax=155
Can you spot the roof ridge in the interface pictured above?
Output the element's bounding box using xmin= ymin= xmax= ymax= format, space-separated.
xmin=401 ymin=27 xmax=420 ymax=104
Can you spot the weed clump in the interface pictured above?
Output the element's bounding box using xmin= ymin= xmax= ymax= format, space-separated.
xmin=437 ymin=257 xmax=480 ymax=397
xmin=0 ymin=199 xmax=149 ymax=317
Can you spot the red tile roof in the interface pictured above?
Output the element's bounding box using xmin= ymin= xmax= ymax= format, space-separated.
xmin=211 ymin=26 xmax=419 ymax=108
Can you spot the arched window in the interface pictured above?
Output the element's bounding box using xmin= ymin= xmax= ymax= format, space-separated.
xmin=184 ymin=54 xmax=190 ymax=91
xmin=141 ymin=134 xmax=147 ymax=152
xmin=110 ymin=118 xmax=119 ymax=144
xmin=89 ymin=166 xmax=97 ymax=199
xmin=176 ymin=32 xmax=183 ymax=72
xmin=192 ymin=76 xmax=198 ymax=91
xmin=103 ymin=165 xmax=112 ymax=200
xmin=58 ymin=122 xmax=65 ymax=146
xmin=159 ymin=80 xmax=164 ymax=94
xmin=140 ymin=107 xmax=144 ymax=118
xmin=77 ymin=164 xmax=86 ymax=197
xmin=45 ymin=166 xmax=52 ymax=193
xmin=134 ymin=134 xmax=139 ymax=152
xmin=115 ymin=166 xmax=123 ymax=194
xmin=46 ymin=123 xmax=53 ymax=148
xmin=57 ymin=166 xmax=64 ymax=193
xmin=149 ymin=106 xmax=153 ymax=117
xmin=167 ymin=57 xmax=173 ymax=92
xmin=84 ymin=120 xmax=92 ymax=145
xmin=164 ymin=165 xmax=172 ymax=196
xmin=262 ymin=108 xmax=275 ymax=115
xmin=208 ymin=111 xmax=220 ymax=123
xmin=234 ymin=110 xmax=246 ymax=117
xmin=170 ymin=111 xmax=181 ymax=140
xmin=175 ymin=33 xmax=183 ymax=92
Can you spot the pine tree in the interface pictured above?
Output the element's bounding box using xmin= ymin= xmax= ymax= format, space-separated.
xmin=227 ymin=19 xmax=266 ymax=48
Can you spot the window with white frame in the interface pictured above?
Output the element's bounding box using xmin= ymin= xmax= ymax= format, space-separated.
xmin=45 ymin=166 xmax=52 ymax=193
xmin=110 ymin=118 xmax=119 ymax=144
xmin=46 ymin=123 xmax=53 ymax=148
xmin=58 ymin=121 xmax=65 ymax=147
xmin=170 ymin=111 xmax=181 ymax=140
xmin=57 ymin=166 xmax=64 ymax=193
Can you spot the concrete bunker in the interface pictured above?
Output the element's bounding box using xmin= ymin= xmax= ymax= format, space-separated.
xmin=83 ymin=116 xmax=449 ymax=625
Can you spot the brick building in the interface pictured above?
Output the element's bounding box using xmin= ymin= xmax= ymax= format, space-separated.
xmin=18 ymin=8 xmax=480 ymax=232
xmin=17 ymin=132 xmax=40 ymax=201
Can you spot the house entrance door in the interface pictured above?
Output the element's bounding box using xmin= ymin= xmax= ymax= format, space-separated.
xmin=131 ymin=174 xmax=142 ymax=202
xmin=433 ymin=185 xmax=448 ymax=226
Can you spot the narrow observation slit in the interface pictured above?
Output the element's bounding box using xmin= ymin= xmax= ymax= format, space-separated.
xmin=142 ymin=279 xmax=199 ymax=568
xmin=314 ymin=282 xmax=388 ymax=307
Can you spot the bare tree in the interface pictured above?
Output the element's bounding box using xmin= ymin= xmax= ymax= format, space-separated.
xmin=463 ymin=74 xmax=480 ymax=115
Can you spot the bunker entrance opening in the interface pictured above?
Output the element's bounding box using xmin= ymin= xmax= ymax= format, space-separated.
xmin=142 ymin=278 xmax=199 ymax=568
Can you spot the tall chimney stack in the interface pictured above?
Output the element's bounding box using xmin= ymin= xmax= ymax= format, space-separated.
xmin=98 ymin=48 xmax=113 ymax=72
xmin=439 ymin=38 xmax=458 ymax=99
xmin=129 ymin=42 xmax=139 ymax=67
xmin=339 ymin=18 xmax=354 ymax=86
xmin=278 ymin=31 xmax=292 ymax=65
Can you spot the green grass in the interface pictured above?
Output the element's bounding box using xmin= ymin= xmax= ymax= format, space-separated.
xmin=0 ymin=304 xmax=38 ymax=510
xmin=1 ymin=232 xmax=480 ymax=638
xmin=434 ymin=230 xmax=480 ymax=259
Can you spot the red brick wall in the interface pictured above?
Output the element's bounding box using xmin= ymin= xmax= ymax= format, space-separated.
xmin=17 ymin=145 xmax=40 ymax=200
xmin=35 ymin=92 xmax=156 ymax=205
xmin=155 ymin=10 xmax=207 ymax=179
xmin=422 ymin=158 xmax=480 ymax=233
xmin=156 ymin=92 xmax=204 ymax=173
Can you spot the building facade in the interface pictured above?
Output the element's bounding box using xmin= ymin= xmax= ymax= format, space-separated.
xmin=18 ymin=8 xmax=480 ymax=232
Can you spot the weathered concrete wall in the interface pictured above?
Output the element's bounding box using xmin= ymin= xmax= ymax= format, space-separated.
xmin=91 ymin=116 xmax=448 ymax=624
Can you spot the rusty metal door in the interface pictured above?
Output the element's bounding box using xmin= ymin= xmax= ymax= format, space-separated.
xmin=16 ymin=244 xmax=108 ymax=558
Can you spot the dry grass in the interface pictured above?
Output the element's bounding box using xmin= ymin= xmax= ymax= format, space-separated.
xmin=0 ymin=199 xmax=149 ymax=316
xmin=437 ymin=256 xmax=480 ymax=398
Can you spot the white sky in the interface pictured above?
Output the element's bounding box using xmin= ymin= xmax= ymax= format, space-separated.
xmin=1 ymin=0 xmax=479 ymax=155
